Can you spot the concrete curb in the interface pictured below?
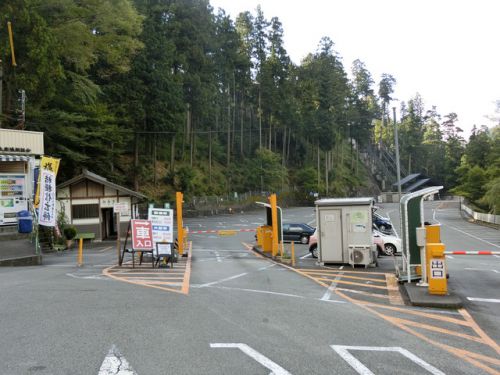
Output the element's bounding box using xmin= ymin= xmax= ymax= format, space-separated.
xmin=402 ymin=283 xmax=463 ymax=308
xmin=0 ymin=255 xmax=42 ymax=267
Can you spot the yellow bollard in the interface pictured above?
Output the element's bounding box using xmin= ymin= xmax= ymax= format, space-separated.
xmin=291 ymin=241 xmax=295 ymax=267
xmin=77 ymin=238 xmax=83 ymax=266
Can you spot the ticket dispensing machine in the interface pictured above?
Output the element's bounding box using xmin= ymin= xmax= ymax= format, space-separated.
xmin=255 ymin=196 xmax=282 ymax=256
xmin=425 ymin=224 xmax=447 ymax=295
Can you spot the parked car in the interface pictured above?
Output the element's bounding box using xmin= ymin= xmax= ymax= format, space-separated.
xmin=373 ymin=212 xmax=393 ymax=233
xmin=373 ymin=229 xmax=401 ymax=256
xmin=308 ymin=228 xmax=401 ymax=258
xmin=282 ymin=223 xmax=315 ymax=244
xmin=308 ymin=229 xmax=319 ymax=258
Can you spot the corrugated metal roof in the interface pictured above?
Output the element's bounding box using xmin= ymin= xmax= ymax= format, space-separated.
xmin=392 ymin=173 xmax=421 ymax=187
xmin=57 ymin=169 xmax=146 ymax=199
xmin=315 ymin=197 xmax=373 ymax=206
xmin=0 ymin=154 xmax=32 ymax=162
xmin=405 ymin=178 xmax=431 ymax=192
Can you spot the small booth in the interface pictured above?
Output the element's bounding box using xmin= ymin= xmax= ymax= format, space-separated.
xmin=0 ymin=129 xmax=44 ymax=225
xmin=57 ymin=170 xmax=146 ymax=241
xmin=315 ymin=197 xmax=376 ymax=267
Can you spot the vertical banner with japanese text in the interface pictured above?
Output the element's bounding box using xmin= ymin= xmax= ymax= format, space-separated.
xmin=39 ymin=169 xmax=56 ymax=226
xmin=35 ymin=156 xmax=60 ymax=208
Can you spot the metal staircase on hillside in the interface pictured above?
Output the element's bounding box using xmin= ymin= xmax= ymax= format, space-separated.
xmin=360 ymin=142 xmax=431 ymax=193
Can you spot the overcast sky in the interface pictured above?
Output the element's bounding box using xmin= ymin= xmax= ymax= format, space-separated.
xmin=210 ymin=0 xmax=499 ymax=138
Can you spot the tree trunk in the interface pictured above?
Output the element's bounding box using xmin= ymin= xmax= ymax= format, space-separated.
xmin=183 ymin=103 xmax=191 ymax=162
xmin=287 ymin=128 xmax=291 ymax=163
xmin=209 ymin=130 xmax=212 ymax=184
xmin=317 ymin=142 xmax=320 ymax=190
xmin=153 ymin=138 xmax=157 ymax=185
xmin=134 ymin=132 xmax=139 ymax=191
xmin=325 ymin=150 xmax=329 ymax=195
xmin=240 ymin=101 xmax=244 ymax=157
xmin=282 ymin=127 xmax=286 ymax=167
xmin=170 ymin=135 xmax=175 ymax=172
xmin=268 ymin=114 xmax=272 ymax=150
xmin=227 ymin=84 xmax=231 ymax=166
xmin=258 ymin=89 xmax=262 ymax=149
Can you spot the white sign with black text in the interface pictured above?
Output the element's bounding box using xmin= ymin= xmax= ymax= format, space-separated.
xmin=148 ymin=207 xmax=174 ymax=244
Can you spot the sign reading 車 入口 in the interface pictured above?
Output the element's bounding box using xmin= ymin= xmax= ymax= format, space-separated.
xmin=131 ymin=220 xmax=153 ymax=250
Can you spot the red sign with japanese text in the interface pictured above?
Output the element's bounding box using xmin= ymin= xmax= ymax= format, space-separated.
xmin=131 ymin=220 xmax=153 ymax=250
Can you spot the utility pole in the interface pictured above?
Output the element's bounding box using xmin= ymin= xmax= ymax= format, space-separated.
xmin=393 ymin=107 xmax=402 ymax=202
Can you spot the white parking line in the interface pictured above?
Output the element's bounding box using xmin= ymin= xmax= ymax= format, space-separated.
xmin=464 ymin=268 xmax=499 ymax=273
xmin=198 ymin=272 xmax=248 ymax=288
xmin=210 ymin=343 xmax=291 ymax=375
xmin=434 ymin=213 xmax=500 ymax=249
xmin=321 ymin=273 xmax=344 ymax=301
xmin=300 ymin=253 xmax=312 ymax=259
xmin=467 ymin=297 xmax=500 ymax=303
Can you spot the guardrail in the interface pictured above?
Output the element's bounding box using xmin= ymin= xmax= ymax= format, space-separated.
xmin=460 ymin=201 xmax=499 ymax=225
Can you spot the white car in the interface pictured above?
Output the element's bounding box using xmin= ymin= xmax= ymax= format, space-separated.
xmin=309 ymin=228 xmax=402 ymax=258
xmin=373 ymin=229 xmax=401 ymax=256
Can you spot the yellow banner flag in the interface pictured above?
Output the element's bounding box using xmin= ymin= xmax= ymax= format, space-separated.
xmin=35 ymin=156 xmax=60 ymax=208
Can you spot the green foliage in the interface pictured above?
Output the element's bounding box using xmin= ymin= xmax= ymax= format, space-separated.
xmin=3 ymin=0 xmax=495 ymax=202
xmin=63 ymin=225 xmax=77 ymax=240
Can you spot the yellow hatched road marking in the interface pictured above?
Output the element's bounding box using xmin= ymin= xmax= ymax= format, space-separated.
xmin=385 ymin=274 xmax=404 ymax=305
xmin=102 ymin=241 xmax=193 ymax=295
xmin=311 ymin=273 xmax=387 ymax=283
xmin=121 ymin=276 xmax=184 ymax=280
xmin=391 ymin=317 xmax=485 ymax=344
xmin=317 ymin=277 xmax=393 ymax=290
xmin=459 ymin=308 xmax=500 ymax=355
xmin=298 ymin=268 xmax=387 ymax=275
xmin=363 ymin=303 xmax=472 ymax=326
xmin=335 ymin=287 xmax=390 ymax=299
xmin=334 ymin=288 xmax=500 ymax=375
xmin=282 ymin=262 xmax=500 ymax=374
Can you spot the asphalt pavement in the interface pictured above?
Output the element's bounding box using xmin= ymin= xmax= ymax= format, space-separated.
xmin=0 ymin=203 xmax=498 ymax=374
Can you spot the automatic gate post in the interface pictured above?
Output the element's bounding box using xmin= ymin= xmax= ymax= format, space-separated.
xmin=176 ymin=192 xmax=184 ymax=256
xmin=270 ymin=194 xmax=278 ymax=257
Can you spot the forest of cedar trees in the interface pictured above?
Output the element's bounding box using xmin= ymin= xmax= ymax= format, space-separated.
xmin=0 ymin=0 xmax=498 ymax=213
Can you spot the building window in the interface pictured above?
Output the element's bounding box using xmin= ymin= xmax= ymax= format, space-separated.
xmin=72 ymin=204 xmax=99 ymax=219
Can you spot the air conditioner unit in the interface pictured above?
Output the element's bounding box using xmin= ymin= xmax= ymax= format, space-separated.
xmin=348 ymin=245 xmax=376 ymax=268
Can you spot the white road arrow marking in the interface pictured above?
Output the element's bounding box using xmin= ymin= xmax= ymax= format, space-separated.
xmin=98 ymin=345 xmax=137 ymax=375
xmin=210 ymin=343 xmax=291 ymax=374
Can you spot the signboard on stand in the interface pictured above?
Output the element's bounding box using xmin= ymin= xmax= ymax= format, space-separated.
xmin=148 ymin=207 xmax=174 ymax=244
xmin=131 ymin=219 xmax=153 ymax=250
